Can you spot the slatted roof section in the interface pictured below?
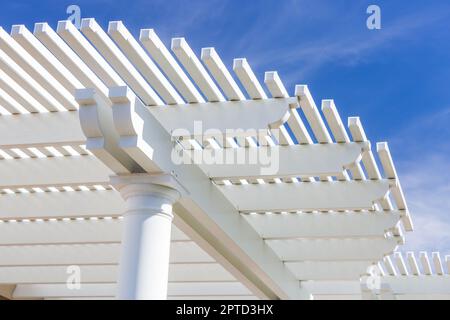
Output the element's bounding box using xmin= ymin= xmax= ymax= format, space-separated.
xmin=304 ymin=251 xmax=450 ymax=300
xmin=0 ymin=18 xmax=417 ymax=299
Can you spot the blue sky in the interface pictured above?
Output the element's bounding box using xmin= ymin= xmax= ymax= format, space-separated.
xmin=0 ymin=0 xmax=449 ymax=254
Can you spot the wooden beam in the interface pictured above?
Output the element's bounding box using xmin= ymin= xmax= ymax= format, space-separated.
xmin=0 ymin=219 xmax=189 ymax=245
xmin=0 ymin=111 xmax=84 ymax=148
xmin=190 ymin=142 xmax=366 ymax=180
xmin=218 ymin=180 xmax=390 ymax=212
xmin=0 ymin=155 xmax=112 ymax=188
xmin=0 ymin=190 xmax=124 ymax=219
xmin=243 ymin=211 xmax=401 ymax=239
xmin=13 ymin=282 xmax=252 ymax=298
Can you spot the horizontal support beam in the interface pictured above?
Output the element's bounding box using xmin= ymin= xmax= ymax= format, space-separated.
xmin=188 ymin=142 xmax=366 ymax=180
xmin=243 ymin=211 xmax=401 ymax=239
xmin=266 ymin=238 xmax=399 ymax=261
xmin=0 ymin=263 xmax=234 ymax=284
xmin=218 ymin=180 xmax=391 ymax=212
xmin=0 ymin=190 xmax=125 ymax=219
xmin=0 ymin=219 xmax=189 ymax=245
xmin=148 ymin=97 xmax=294 ymax=138
xmin=286 ymin=261 xmax=372 ymax=281
xmin=0 ymin=242 xmax=214 ymax=266
xmin=0 ymin=111 xmax=84 ymax=148
xmin=13 ymin=282 xmax=252 ymax=298
xmin=0 ymin=155 xmax=112 ymax=188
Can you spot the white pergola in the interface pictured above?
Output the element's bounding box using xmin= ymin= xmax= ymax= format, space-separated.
xmin=0 ymin=18 xmax=448 ymax=300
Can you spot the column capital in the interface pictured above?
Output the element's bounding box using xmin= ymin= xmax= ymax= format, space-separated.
xmin=110 ymin=173 xmax=185 ymax=218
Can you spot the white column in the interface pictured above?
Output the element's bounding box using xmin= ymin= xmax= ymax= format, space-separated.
xmin=112 ymin=174 xmax=181 ymax=300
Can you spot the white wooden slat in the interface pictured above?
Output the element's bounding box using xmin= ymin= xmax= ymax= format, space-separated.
xmin=0 ymin=87 xmax=25 ymax=114
xmin=446 ymin=256 xmax=450 ymax=275
xmin=0 ymin=190 xmax=124 ymax=220
xmin=243 ymin=211 xmax=401 ymax=239
xmin=0 ymin=155 xmax=112 ymax=188
xmin=0 ymin=69 xmax=43 ymax=113
xmin=377 ymin=142 xmax=412 ymax=231
xmin=107 ymin=21 xmax=183 ymax=105
xmin=0 ymin=242 xmax=213 ymax=266
xmin=264 ymin=71 xmax=289 ymax=98
xmin=139 ymin=29 xmax=204 ymax=103
xmin=432 ymin=252 xmax=444 ymax=275
xmin=0 ymin=219 xmax=189 ymax=245
xmin=321 ymin=99 xmax=350 ymax=143
xmin=286 ymin=108 xmax=313 ymax=145
xmin=57 ymin=20 xmax=125 ymax=87
xmin=266 ymin=238 xmax=398 ymax=261
xmin=201 ymin=47 xmax=245 ymax=101
xmin=233 ymin=58 xmax=267 ymax=100
xmin=295 ymin=85 xmax=332 ymax=143
xmin=394 ymin=252 xmax=409 ymax=275
xmin=33 ymin=23 xmax=109 ymax=100
xmin=407 ymin=252 xmax=421 ymax=275
xmin=80 ymin=18 xmax=163 ymax=106
xmin=149 ymin=97 xmax=293 ymax=139
xmin=13 ymin=282 xmax=252 ymax=298
xmin=383 ymin=256 xmax=397 ymax=276
xmin=419 ymin=252 xmax=432 ymax=275
xmin=191 ymin=142 xmax=364 ymax=180
xmin=286 ymin=261 xmax=371 ymax=281
xmin=218 ymin=180 xmax=390 ymax=212
xmin=382 ymin=276 xmax=450 ymax=294
xmin=0 ymin=48 xmax=59 ymax=112
xmin=0 ymin=111 xmax=84 ymax=148
xmin=171 ymin=38 xmax=225 ymax=102
xmin=11 ymin=25 xmax=83 ymax=95
xmin=348 ymin=117 xmax=381 ymax=180
xmin=0 ymin=263 xmax=234 ymax=284
xmin=0 ymin=27 xmax=76 ymax=111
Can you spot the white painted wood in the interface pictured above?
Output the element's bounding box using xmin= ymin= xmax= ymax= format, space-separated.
xmin=0 ymin=27 xmax=76 ymax=111
xmin=11 ymin=25 xmax=83 ymax=95
xmin=0 ymin=219 xmax=189 ymax=245
xmin=192 ymin=142 xmax=365 ymax=180
xmin=0 ymin=263 xmax=234 ymax=284
xmin=0 ymin=111 xmax=84 ymax=148
xmin=394 ymin=252 xmax=409 ymax=275
xmin=407 ymin=252 xmax=421 ymax=275
xmin=286 ymin=261 xmax=371 ymax=280
xmin=139 ymin=29 xmax=204 ymax=103
xmin=419 ymin=252 xmax=432 ymax=275
xmin=107 ymin=21 xmax=183 ymax=105
xmin=432 ymin=252 xmax=444 ymax=275
xmin=0 ymin=189 xmax=124 ymax=219
xmin=264 ymin=71 xmax=289 ymax=98
xmin=218 ymin=180 xmax=390 ymax=212
xmin=266 ymin=238 xmax=398 ymax=261
xmin=295 ymin=85 xmax=332 ymax=143
xmin=243 ymin=211 xmax=401 ymax=239
xmin=149 ymin=97 xmax=293 ymax=139
xmin=80 ymin=18 xmax=163 ymax=106
xmin=0 ymin=242 xmax=214 ymax=266
xmin=0 ymin=47 xmax=60 ymax=112
xmin=0 ymin=155 xmax=112 ymax=188
xmin=172 ymin=38 xmax=225 ymax=102
xmin=13 ymin=282 xmax=252 ymax=298
xmin=233 ymin=58 xmax=267 ymax=99
xmin=33 ymin=23 xmax=109 ymax=100
xmin=201 ymin=47 xmax=245 ymax=101
xmin=377 ymin=142 xmax=413 ymax=231
xmin=57 ymin=20 xmax=124 ymax=87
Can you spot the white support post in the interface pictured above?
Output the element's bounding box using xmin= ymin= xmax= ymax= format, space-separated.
xmin=111 ymin=174 xmax=181 ymax=300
